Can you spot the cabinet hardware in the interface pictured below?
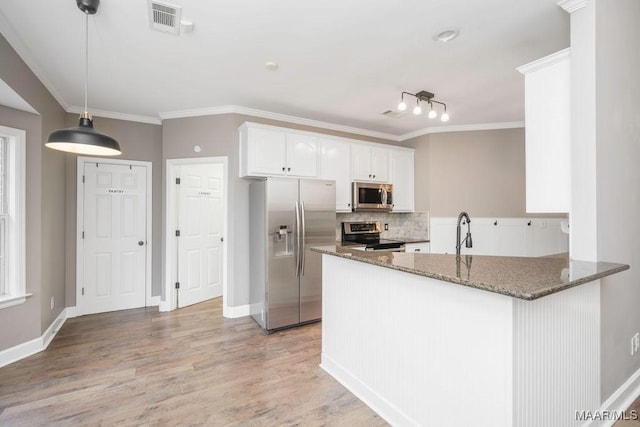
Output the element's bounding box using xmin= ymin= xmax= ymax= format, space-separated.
xmin=282 ymin=167 xmax=285 ymax=172
xmin=494 ymin=220 xmax=498 ymax=226
xmin=527 ymin=221 xmax=532 ymax=226
xmin=373 ymin=174 xmax=376 ymax=179
xmin=288 ymin=167 xmax=291 ymax=172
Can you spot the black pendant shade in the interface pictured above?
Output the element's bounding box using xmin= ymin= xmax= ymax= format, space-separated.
xmin=46 ymin=0 xmax=122 ymax=156
xmin=46 ymin=116 xmax=121 ymax=156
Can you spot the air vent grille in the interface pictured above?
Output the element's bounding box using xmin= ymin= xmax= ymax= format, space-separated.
xmin=148 ymin=0 xmax=182 ymax=34
xmin=381 ymin=110 xmax=406 ymax=118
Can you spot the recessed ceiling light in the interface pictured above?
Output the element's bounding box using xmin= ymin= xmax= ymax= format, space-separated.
xmin=265 ymin=61 xmax=279 ymax=71
xmin=433 ymin=28 xmax=460 ymax=43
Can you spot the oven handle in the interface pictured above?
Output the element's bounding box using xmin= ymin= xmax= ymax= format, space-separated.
xmin=365 ymin=245 xmax=405 ymax=252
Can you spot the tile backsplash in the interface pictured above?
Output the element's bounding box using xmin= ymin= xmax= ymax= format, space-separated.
xmin=336 ymin=211 xmax=430 ymax=241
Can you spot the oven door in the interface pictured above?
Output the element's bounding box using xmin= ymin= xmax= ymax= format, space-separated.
xmin=352 ymin=182 xmax=393 ymax=211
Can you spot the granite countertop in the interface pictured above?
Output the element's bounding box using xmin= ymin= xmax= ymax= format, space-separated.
xmin=311 ymin=245 xmax=629 ymax=300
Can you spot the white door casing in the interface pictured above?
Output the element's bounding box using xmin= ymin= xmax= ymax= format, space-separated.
xmin=163 ymin=157 xmax=229 ymax=314
xmin=177 ymin=163 xmax=224 ymax=308
xmin=76 ymin=158 xmax=152 ymax=315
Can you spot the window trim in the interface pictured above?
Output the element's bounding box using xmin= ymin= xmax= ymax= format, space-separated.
xmin=0 ymin=126 xmax=27 ymax=310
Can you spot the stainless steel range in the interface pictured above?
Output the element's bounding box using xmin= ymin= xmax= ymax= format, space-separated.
xmin=341 ymin=221 xmax=405 ymax=252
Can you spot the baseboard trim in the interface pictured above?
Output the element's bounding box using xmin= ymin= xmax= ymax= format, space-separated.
xmin=223 ymin=304 xmax=250 ymax=319
xmin=0 ymin=307 xmax=69 ymax=368
xmin=588 ymin=367 xmax=640 ymax=427
xmin=320 ymin=353 xmax=419 ymax=427
xmin=65 ymin=306 xmax=78 ymax=318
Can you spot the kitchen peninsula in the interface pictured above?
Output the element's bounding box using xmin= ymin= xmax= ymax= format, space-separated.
xmin=312 ymin=246 xmax=629 ymax=427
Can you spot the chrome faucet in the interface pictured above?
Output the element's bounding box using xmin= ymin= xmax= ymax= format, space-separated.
xmin=456 ymin=211 xmax=473 ymax=255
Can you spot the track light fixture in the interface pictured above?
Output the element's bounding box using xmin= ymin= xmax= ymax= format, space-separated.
xmin=396 ymin=90 xmax=450 ymax=122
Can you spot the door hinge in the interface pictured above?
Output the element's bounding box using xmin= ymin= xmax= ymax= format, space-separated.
xmin=82 ymin=175 xmax=85 ymax=183
xmin=82 ymin=231 xmax=85 ymax=239
xmin=221 ymin=237 xmax=224 ymax=242
xmin=175 ymin=230 xmax=180 ymax=237
xmin=175 ymin=282 xmax=180 ymax=289
xmin=176 ymin=177 xmax=181 ymax=185
xmin=82 ymin=288 xmax=85 ymax=296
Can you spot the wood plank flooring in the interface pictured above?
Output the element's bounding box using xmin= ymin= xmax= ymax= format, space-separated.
xmin=0 ymin=298 xmax=387 ymax=426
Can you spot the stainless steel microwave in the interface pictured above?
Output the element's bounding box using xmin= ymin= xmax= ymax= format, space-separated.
xmin=352 ymin=182 xmax=393 ymax=212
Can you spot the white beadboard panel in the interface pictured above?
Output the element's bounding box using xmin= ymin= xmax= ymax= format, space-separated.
xmin=321 ymin=255 xmax=514 ymax=427
xmin=512 ymin=280 xmax=600 ymax=427
xmin=430 ymin=217 xmax=569 ymax=256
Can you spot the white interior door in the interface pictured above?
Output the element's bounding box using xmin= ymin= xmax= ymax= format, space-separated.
xmin=82 ymin=162 xmax=147 ymax=314
xmin=177 ymin=163 xmax=224 ymax=308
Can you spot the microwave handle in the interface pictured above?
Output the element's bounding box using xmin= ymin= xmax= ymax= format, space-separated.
xmin=381 ymin=187 xmax=388 ymax=205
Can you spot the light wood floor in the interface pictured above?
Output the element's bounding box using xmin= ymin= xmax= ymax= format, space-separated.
xmin=0 ymin=298 xmax=387 ymax=426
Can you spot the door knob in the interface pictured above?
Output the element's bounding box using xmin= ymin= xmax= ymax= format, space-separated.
xmin=138 ymin=241 xmax=144 ymax=246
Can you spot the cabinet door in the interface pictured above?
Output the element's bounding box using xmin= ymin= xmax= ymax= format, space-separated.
xmin=351 ymin=144 xmax=373 ymax=181
xmin=370 ymin=147 xmax=390 ymax=183
xmin=519 ymin=50 xmax=570 ymax=213
xmin=286 ymin=133 xmax=318 ymax=177
xmin=390 ymin=149 xmax=414 ymax=212
xmin=319 ymin=138 xmax=352 ymax=211
xmin=246 ymin=127 xmax=287 ymax=176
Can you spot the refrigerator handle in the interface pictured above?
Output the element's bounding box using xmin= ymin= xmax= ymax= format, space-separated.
xmin=301 ymin=201 xmax=306 ymax=276
xmin=295 ymin=201 xmax=301 ymax=277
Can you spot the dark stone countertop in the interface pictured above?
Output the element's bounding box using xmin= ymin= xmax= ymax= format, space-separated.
xmin=311 ymin=245 xmax=629 ymax=300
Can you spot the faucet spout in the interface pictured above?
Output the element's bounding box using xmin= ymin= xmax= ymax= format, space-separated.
xmin=456 ymin=211 xmax=472 ymax=255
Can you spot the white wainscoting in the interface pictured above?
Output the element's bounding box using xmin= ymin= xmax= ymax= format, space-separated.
xmin=512 ymin=280 xmax=600 ymax=427
xmin=321 ymin=254 xmax=601 ymax=427
xmin=430 ymin=217 xmax=569 ymax=256
xmin=321 ymin=255 xmax=514 ymax=427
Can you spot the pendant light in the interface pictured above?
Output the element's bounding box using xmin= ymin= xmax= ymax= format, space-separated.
xmin=46 ymin=0 xmax=121 ymax=156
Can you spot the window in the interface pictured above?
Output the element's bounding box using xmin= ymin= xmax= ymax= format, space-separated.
xmin=0 ymin=126 xmax=26 ymax=309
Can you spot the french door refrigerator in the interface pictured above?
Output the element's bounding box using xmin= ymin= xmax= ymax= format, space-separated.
xmin=249 ymin=178 xmax=336 ymax=332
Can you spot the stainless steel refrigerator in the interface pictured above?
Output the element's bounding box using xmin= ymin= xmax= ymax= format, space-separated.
xmin=249 ymin=178 xmax=336 ymax=332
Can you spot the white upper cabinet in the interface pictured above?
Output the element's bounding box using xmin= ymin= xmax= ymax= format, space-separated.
xmin=351 ymin=144 xmax=389 ymax=183
xmin=239 ymin=121 xmax=415 ymax=212
xmin=518 ymin=49 xmax=571 ymax=213
xmin=390 ymin=148 xmax=415 ymax=212
xmin=285 ymin=133 xmax=318 ymax=177
xmin=319 ymin=138 xmax=352 ymax=212
xmin=240 ymin=123 xmax=318 ymax=177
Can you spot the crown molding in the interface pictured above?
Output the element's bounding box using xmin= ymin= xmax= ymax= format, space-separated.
xmin=398 ymin=121 xmax=525 ymax=141
xmin=67 ymin=106 xmax=162 ymax=125
xmin=517 ymin=48 xmax=571 ymax=75
xmin=160 ymin=105 xmax=402 ymax=141
xmin=557 ymin=0 xmax=589 ymax=13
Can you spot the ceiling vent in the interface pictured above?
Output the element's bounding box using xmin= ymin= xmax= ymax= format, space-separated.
xmin=148 ymin=0 xmax=182 ymax=35
xmin=381 ymin=110 xmax=406 ymax=118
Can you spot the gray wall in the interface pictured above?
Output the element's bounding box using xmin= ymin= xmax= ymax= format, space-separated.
xmin=162 ymin=114 xmax=399 ymax=306
xmin=595 ymin=0 xmax=640 ymax=401
xmin=0 ymin=34 xmax=66 ymax=351
xmin=408 ymin=128 xmax=535 ymax=217
xmin=64 ymin=115 xmax=163 ymax=306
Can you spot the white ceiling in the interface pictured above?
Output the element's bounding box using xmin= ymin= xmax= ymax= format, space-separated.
xmin=0 ymin=0 xmax=569 ymax=138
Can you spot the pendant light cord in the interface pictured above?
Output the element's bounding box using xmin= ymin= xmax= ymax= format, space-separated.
xmin=84 ymin=11 xmax=89 ymax=114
